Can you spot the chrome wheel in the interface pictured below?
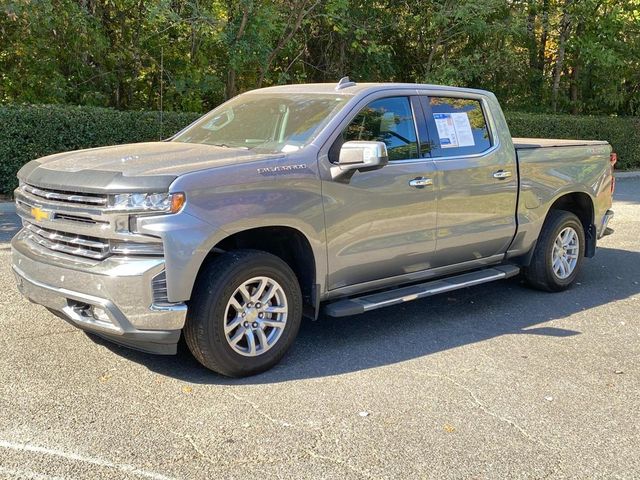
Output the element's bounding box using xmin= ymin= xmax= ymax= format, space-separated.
xmin=552 ymin=227 xmax=579 ymax=279
xmin=223 ymin=276 xmax=288 ymax=357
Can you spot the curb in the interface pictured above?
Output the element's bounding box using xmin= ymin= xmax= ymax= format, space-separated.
xmin=615 ymin=170 xmax=640 ymax=179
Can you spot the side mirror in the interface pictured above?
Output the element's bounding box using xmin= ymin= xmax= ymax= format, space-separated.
xmin=332 ymin=141 xmax=389 ymax=179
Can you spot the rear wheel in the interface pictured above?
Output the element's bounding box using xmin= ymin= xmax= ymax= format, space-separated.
xmin=523 ymin=210 xmax=585 ymax=292
xmin=184 ymin=249 xmax=302 ymax=377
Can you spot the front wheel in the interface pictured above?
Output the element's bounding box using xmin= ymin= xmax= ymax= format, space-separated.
xmin=184 ymin=249 xmax=302 ymax=377
xmin=523 ymin=210 xmax=585 ymax=292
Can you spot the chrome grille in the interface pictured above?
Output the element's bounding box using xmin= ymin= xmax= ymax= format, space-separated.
xmin=23 ymin=221 xmax=110 ymax=260
xmin=17 ymin=183 xmax=164 ymax=262
xmin=23 ymin=184 xmax=108 ymax=206
xmin=53 ymin=213 xmax=107 ymax=225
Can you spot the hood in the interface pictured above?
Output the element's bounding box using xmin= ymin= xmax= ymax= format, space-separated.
xmin=19 ymin=142 xmax=280 ymax=193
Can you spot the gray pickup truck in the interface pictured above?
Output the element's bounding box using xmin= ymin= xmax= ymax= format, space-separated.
xmin=12 ymin=79 xmax=615 ymax=377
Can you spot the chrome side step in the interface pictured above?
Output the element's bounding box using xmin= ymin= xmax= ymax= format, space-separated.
xmin=324 ymin=265 xmax=520 ymax=318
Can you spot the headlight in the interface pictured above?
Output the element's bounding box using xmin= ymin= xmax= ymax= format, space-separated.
xmin=109 ymin=192 xmax=185 ymax=213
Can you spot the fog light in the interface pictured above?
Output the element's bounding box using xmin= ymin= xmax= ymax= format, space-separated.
xmin=110 ymin=241 xmax=164 ymax=255
xmin=90 ymin=306 xmax=111 ymax=323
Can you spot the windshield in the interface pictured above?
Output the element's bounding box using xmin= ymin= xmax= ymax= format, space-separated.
xmin=172 ymin=93 xmax=350 ymax=153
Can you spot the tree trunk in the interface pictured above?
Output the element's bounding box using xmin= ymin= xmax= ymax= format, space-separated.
xmin=526 ymin=0 xmax=538 ymax=70
xmin=537 ymin=0 xmax=549 ymax=70
xmin=552 ymin=1 xmax=572 ymax=112
xmin=226 ymin=69 xmax=237 ymax=99
xmin=225 ymin=3 xmax=250 ymax=99
xmin=190 ymin=23 xmax=197 ymax=63
xmin=530 ymin=0 xmax=549 ymax=100
xmin=425 ymin=32 xmax=442 ymax=78
xmin=570 ymin=20 xmax=584 ymax=114
xmin=570 ymin=65 xmax=580 ymax=113
xmin=339 ymin=38 xmax=346 ymax=79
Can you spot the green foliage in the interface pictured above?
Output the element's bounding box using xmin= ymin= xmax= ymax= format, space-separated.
xmin=0 ymin=104 xmax=199 ymax=194
xmin=505 ymin=111 xmax=640 ymax=170
xmin=2 ymin=0 xmax=639 ymax=115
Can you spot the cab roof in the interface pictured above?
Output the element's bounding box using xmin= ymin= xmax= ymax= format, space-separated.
xmin=249 ymin=82 xmax=492 ymax=98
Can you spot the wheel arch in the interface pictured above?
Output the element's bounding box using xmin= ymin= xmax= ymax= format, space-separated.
xmin=547 ymin=191 xmax=595 ymax=231
xmin=194 ymin=225 xmax=320 ymax=317
xmin=546 ymin=191 xmax=596 ymax=258
xmin=510 ymin=190 xmax=596 ymax=267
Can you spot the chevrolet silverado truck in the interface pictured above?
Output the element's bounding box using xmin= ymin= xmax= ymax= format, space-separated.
xmin=12 ymin=79 xmax=616 ymax=377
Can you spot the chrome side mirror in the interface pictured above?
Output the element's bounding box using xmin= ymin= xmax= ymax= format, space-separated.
xmin=331 ymin=141 xmax=389 ymax=179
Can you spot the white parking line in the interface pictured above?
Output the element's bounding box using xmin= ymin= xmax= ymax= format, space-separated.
xmin=0 ymin=440 xmax=176 ymax=480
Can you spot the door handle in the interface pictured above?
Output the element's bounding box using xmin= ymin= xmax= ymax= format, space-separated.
xmin=493 ymin=170 xmax=512 ymax=179
xmin=409 ymin=177 xmax=433 ymax=188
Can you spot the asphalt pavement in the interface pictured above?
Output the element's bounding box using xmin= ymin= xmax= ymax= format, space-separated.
xmin=0 ymin=203 xmax=20 ymax=244
xmin=0 ymin=179 xmax=638 ymax=479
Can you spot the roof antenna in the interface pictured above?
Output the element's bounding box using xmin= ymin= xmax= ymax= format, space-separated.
xmin=335 ymin=76 xmax=356 ymax=91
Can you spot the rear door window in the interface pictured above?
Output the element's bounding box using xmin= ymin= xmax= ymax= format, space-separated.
xmin=422 ymin=97 xmax=492 ymax=157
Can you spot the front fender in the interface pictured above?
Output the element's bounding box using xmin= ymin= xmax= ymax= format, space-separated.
xmin=140 ymin=212 xmax=326 ymax=303
xmin=135 ymin=211 xmax=230 ymax=302
xmin=140 ymin=154 xmax=327 ymax=302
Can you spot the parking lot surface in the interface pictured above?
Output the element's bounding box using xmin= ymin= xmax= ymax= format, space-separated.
xmin=0 ymin=178 xmax=638 ymax=479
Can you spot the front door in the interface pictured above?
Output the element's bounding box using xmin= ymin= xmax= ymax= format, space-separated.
xmin=322 ymin=95 xmax=438 ymax=290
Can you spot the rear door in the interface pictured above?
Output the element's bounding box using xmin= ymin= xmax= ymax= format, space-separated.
xmin=322 ymin=94 xmax=438 ymax=290
xmin=420 ymin=94 xmax=518 ymax=267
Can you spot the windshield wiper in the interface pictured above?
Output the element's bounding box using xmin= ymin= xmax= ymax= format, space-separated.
xmin=210 ymin=143 xmax=249 ymax=150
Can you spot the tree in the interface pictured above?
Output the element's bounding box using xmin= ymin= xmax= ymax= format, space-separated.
xmin=1 ymin=0 xmax=639 ymax=114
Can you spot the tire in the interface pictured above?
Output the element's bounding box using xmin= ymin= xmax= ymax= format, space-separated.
xmin=523 ymin=210 xmax=585 ymax=292
xmin=184 ymin=249 xmax=302 ymax=377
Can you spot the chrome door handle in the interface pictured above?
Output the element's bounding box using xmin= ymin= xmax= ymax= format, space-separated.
xmin=493 ymin=170 xmax=512 ymax=179
xmin=409 ymin=177 xmax=433 ymax=188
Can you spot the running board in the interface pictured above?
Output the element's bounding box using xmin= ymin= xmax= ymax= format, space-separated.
xmin=324 ymin=265 xmax=520 ymax=318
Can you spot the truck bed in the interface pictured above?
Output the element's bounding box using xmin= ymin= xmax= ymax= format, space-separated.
xmin=513 ymin=138 xmax=609 ymax=149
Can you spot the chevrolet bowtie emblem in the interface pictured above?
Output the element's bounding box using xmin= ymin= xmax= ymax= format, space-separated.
xmin=31 ymin=207 xmax=51 ymax=222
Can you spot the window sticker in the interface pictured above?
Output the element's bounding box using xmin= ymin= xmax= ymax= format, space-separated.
xmin=433 ymin=113 xmax=457 ymax=148
xmin=450 ymin=112 xmax=475 ymax=147
xmin=433 ymin=112 xmax=475 ymax=148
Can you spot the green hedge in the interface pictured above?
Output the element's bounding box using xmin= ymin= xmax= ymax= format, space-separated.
xmin=1 ymin=104 xmax=637 ymax=196
xmin=504 ymin=111 xmax=640 ymax=170
xmin=0 ymin=104 xmax=200 ymax=195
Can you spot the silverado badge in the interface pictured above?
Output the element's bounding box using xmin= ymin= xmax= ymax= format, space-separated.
xmin=31 ymin=207 xmax=51 ymax=222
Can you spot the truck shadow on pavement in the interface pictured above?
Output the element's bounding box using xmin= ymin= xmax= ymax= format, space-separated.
xmin=88 ymin=246 xmax=640 ymax=384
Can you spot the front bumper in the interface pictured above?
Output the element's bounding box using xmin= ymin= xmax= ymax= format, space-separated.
xmin=11 ymin=231 xmax=187 ymax=354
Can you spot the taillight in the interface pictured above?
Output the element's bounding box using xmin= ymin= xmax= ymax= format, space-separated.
xmin=610 ymin=152 xmax=616 ymax=193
